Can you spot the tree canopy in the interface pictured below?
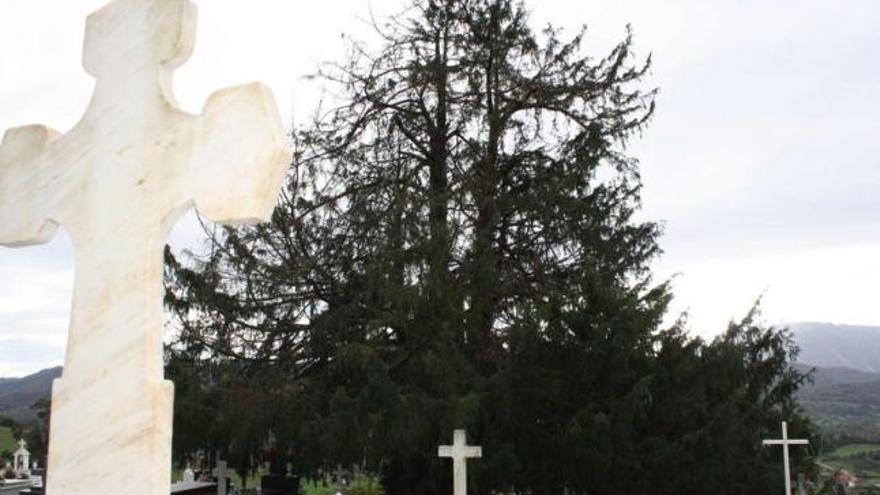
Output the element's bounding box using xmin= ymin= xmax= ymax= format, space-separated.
xmin=164 ymin=1 xmax=818 ymax=493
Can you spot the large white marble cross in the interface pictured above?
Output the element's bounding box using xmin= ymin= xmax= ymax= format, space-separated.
xmin=763 ymin=421 xmax=810 ymax=495
xmin=0 ymin=1 xmax=289 ymax=494
xmin=438 ymin=430 xmax=482 ymax=495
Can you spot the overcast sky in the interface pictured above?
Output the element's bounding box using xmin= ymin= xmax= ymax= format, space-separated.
xmin=0 ymin=0 xmax=878 ymax=377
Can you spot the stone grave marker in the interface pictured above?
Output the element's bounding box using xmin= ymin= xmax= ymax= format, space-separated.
xmin=0 ymin=0 xmax=289 ymax=493
xmin=183 ymin=466 xmax=195 ymax=483
xmin=438 ymin=430 xmax=482 ymax=495
xmin=213 ymin=460 xmax=231 ymax=495
xmin=763 ymin=421 xmax=810 ymax=495
xmin=13 ymin=439 xmax=31 ymax=477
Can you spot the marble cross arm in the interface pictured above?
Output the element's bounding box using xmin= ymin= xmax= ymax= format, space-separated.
xmin=762 ymin=439 xmax=810 ymax=445
xmin=0 ymin=125 xmax=62 ymax=247
xmin=438 ymin=446 xmax=483 ymax=457
xmin=188 ymin=82 xmax=290 ymax=226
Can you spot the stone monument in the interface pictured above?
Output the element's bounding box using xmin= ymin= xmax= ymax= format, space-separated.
xmin=762 ymin=421 xmax=810 ymax=495
xmin=0 ymin=1 xmax=290 ymax=494
xmin=438 ymin=430 xmax=482 ymax=495
xmin=212 ymin=459 xmax=231 ymax=495
xmin=13 ymin=439 xmax=31 ymax=477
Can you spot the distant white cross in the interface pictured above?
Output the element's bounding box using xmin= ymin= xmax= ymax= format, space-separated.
xmin=438 ymin=430 xmax=482 ymax=495
xmin=213 ymin=459 xmax=230 ymax=495
xmin=763 ymin=421 xmax=810 ymax=495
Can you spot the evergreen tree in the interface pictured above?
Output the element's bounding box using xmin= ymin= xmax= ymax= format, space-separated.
xmin=23 ymin=399 xmax=50 ymax=471
xmin=164 ymin=1 xmax=817 ymax=494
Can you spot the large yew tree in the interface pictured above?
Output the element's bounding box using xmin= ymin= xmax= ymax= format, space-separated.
xmin=164 ymin=1 xmax=817 ymax=494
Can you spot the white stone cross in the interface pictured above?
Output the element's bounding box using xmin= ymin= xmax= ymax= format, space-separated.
xmin=438 ymin=430 xmax=482 ymax=495
xmin=763 ymin=421 xmax=810 ymax=495
xmin=213 ymin=459 xmax=231 ymax=495
xmin=0 ymin=1 xmax=289 ymax=494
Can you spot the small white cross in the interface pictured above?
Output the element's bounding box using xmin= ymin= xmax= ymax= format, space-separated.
xmin=213 ymin=460 xmax=231 ymax=495
xmin=438 ymin=430 xmax=482 ymax=495
xmin=763 ymin=421 xmax=809 ymax=495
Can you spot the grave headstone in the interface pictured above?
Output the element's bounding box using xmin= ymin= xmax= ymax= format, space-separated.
xmin=762 ymin=421 xmax=810 ymax=495
xmin=183 ymin=466 xmax=195 ymax=483
xmin=213 ymin=460 xmax=231 ymax=495
xmin=13 ymin=439 xmax=31 ymax=477
xmin=15 ymin=468 xmax=45 ymax=495
xmin=262 ymin=448 xmax=299 ymax=495
xmin=332 ymin=466 xmax=347 ymax=487
xmin=0 ymin=1 xmax=289 ymax=493
xmin=438 ymin=430 xmax=482 ymax=495
xmin=260 ymin=474 xmax=300 ymax=495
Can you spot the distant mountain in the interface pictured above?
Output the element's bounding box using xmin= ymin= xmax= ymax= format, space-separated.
xmin=791 ymin=324 xmax=880 ymax=446
xmin=0 ymin=367 xmax=61 ymax=423
xmin=790 ymin=322 xmax=880 ymax=372
xmin=794 ymin=364 xmax=880 ymax=388
xmin=778 ymin=324 xmax=880 ymax=444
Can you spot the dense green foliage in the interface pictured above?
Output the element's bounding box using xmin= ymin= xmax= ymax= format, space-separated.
xmin=24 ymin=399 xmax=50 ymax=470
xmin=164 ymin=1 xmax=818 ymax=493
xmin=0 ymin=426 xmax=15 ymax=456
xmin=348 ymin=474 xmax=387 ymax=495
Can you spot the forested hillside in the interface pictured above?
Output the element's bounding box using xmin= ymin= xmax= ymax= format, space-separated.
xmin=0 ymin=367 xmax=60 ymax=422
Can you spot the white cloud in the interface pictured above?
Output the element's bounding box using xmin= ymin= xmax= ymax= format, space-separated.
xmin=0 ymin=234 xmax=73 ymax=376
xmin=658 ymin=241 xmax=880 ymax=338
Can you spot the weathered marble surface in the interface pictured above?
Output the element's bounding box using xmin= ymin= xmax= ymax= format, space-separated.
xmin=0 ymin=1 xmax=290 ymax=494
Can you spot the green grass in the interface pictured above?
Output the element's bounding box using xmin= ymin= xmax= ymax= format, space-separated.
xmin=827 ymin=443 xmax=880 ymax=458
xmin=0 ymin=427 xmax=15 ymax=455
xmin=820 ymin=443 xmax=880 ymax=481
xmin=302 ymin=480 xmax=338 ymax=495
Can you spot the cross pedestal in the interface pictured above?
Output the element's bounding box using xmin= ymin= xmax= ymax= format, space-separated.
xmin=438 ymin=430 xmax=481 ymax=495
xmin=0 ymin=1 xmax=289 ymax=494
xmin=763 ymin=421 xmax=810 ymax=495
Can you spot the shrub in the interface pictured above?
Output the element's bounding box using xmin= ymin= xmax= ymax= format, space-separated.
xmin=302 ymin=479 xmax=339 ymax=495
xmin=347 ymin=474 xmax=384 ymax=495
